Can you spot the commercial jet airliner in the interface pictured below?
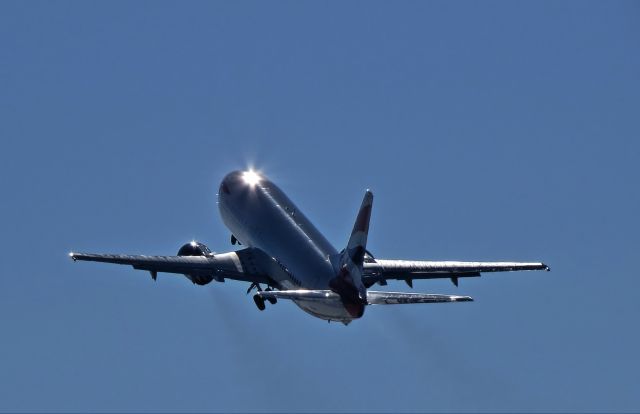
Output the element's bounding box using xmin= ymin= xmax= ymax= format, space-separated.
xmin=70 ymin=170 xmax=549 ymax=325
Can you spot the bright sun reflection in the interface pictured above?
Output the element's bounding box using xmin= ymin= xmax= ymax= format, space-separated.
xmin=242 ymin=170 xmax=261 ymax=186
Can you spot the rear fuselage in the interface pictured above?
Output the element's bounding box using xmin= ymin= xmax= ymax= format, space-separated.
xmin=217 ymin=170 xmax=362 ymax=322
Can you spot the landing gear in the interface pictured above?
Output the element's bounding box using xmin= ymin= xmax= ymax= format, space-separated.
xmin=253 ymin=294 xmax=266 ymax=311
xmin=264 ymin=287 xmax=277 ymax=304
xmin=246 ymin=282 xmax=261 ymax=295
xmin=249 ymin=283 xmax=277 ymax=310
xmin=250 ymin=285 xmax=277 ymax=310
xmin=231 ymin=235 xmax=241 ymax=245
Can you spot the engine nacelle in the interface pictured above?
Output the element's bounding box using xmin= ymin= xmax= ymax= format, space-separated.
xmin=177 ymin=241 xmax=213 ymax=257
xmin=178 ymin=241 xmax=215 ymax=285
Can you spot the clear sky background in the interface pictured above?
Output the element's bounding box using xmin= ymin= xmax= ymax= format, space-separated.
xmin=1 ymin=1 xmax=639 ymax=412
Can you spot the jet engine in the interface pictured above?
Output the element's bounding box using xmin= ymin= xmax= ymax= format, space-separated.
xmin=177 ymin=241 xmax=213 ymax=257
xmin=177 ymin=241 xmax=215 ymax=285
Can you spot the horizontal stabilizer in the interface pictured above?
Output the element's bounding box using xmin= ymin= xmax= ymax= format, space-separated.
xmin=256 ymin=289 xmax=472 ymax=305
xmin=257 ymin=289 xmax=341 ymax=302
xmin=366 ymin=290 xmax=473 ymax=305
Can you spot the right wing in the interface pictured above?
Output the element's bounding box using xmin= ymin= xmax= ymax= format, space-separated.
xmin=363 ymin=260 xmax=549 ymax=287
xmin=69 ymin=248 xmax=273 ymax=285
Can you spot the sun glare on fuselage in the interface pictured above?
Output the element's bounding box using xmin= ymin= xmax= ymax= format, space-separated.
xmin=242 ymin=170 xmax=261 ymax=187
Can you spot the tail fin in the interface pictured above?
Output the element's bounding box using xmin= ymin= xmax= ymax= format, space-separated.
xmin=344 ymin=190 xmax=373 ymax=267
xmin=330 ymin=190 xmax=373 ymax=306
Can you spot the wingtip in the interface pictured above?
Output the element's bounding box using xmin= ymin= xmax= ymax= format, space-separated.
xmin=543 ymin=263 xmax=551 ymax=271
xmin=69 ymin=252 xmax=77 ymax=262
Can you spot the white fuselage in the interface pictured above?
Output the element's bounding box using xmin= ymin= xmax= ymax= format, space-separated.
xmin=217 ymin=171 xmax=363 ymax=323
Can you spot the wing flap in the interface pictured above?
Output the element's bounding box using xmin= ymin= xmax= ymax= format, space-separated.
xmin=367 ymin=290 xmax=473 ymax=305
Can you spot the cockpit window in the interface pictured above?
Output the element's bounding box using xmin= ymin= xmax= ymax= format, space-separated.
xmin=221 ymin=182 xmax=231 ymax=195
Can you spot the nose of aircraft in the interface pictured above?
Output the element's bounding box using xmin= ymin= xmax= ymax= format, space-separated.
xmin=219 ymin=170 xmax=264 ymax=196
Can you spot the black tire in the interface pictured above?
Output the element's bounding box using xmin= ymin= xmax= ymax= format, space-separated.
xmin=253 ymin=295 xmax=266 ymax=311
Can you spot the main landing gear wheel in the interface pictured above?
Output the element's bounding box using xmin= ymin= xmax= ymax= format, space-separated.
xmin=253 ymin=294 xmax=266 ymax=311
xmin=264 ymin=287 xmax=277 ymax=304
xmin=250 ymin=285 xmax=276 ymax=310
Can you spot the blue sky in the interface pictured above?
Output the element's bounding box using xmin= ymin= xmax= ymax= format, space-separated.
xmin=1 ymin=1 xmax=639 ymax=412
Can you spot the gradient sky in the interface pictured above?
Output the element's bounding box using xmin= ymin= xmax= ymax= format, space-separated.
xmin=1 ymin=1 xmax=639 ymax=412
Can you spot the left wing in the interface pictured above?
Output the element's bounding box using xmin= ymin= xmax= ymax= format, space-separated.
xmin=69 ymin=248 xmax=272 ymax=285
xmin=363 ymin=260 xmax=549 ymax=287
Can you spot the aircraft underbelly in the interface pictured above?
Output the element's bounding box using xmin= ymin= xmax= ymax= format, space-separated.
xmin=293 ymin=298 xmax=354 ymax=323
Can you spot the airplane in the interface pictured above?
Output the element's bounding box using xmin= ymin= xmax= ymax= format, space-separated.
xmin=70 ymin=169 xmax=550 ymax=325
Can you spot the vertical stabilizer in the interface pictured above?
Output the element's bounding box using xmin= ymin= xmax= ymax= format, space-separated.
xmin=345 ymin=190 xmax=373 ymax=267
xmin=330 ymin=190 xmax=373 ymax=309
